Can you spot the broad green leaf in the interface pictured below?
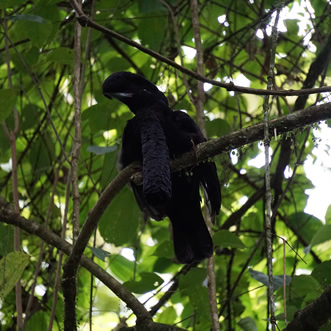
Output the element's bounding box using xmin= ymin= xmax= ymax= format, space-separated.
xmin=137 ymin=14 xmax=167 ymax=51
xmin=287 ymin=212 xmax=323 ymax=243
xmin=156 ymin=306 xmax=177 ymax=324
xmin=83 ymin=103 xmax=114 ymax=131
xmin=0 ymin=224 xmax=13 ymax=256
xmin=284 ymin=19 xmax=299 ymax=35
xmin=124 ymin=272 xmax=164 ymax=294
xmin=20 ymin=19 xmax=52 ymax=48
xmin=152 ymin=240 xmax=174 ymax=259
xmin=310 ymin=224 xmax=331 ymax=247
xmin=213 ymin=230 xmax=246 ymax=249
xmin=21 ymin=104 xmax=41 ymax=130
xmin=108 ymin=254 xmax=134 ymax=282
xmin=0 ymin=252 xmax=29 ymax=299
xmin=179 ymin=267 xmax=207 ymax=293
xmin=29 ymin=133 xmax=55 ymax=173
xmin=290 ymin=275 xmax=320 ymax=295
xmin=87 ymin=145 xmax=117 ymax=155
xmin=248 ymin=269 xmax=292 ymax=291
xmin=179 ymin=268 xmax=210 ymax=318
xmin=0 ymin=89 xmax=18 ymax=123
xmin=206 ymin=118 xmax=231 ymax=137
xmin=99 ymin=186 xmax=140 ymax=246
xmin=46 ymin=47 xmax=74 ymax=65
xmin=238 ymin=317 xmax=258 ymax=331
xmin=25 ymin=311 xmax=48 ymax=330
xmin=100 ymin=150 xmax=118 ymax=188
xmin=311 ymin=261 xmax=331 ymax=287
xmin=87 ymin=246 xmax=110 ymax=262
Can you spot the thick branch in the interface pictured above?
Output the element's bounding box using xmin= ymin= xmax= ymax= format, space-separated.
xmin=284 ymin=286 xmax=331 ymax=331
xmin=170 ymin=102 xmax=331 ymax=172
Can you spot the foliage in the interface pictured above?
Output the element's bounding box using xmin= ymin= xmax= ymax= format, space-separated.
xmin=0 ymin=0 xmax=331 ymax=330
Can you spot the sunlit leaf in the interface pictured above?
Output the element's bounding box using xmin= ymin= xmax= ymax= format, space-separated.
xmin=0 ymin=252 xmax=29 ymax=299
xmin=0 ymin=89 xmax=18 ymax=123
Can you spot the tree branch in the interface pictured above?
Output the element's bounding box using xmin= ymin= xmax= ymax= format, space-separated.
xmin=0 ymin=195 xmax=152 ymax=325
xmin=68 ymin=0 xmax=331 ymax=97
xmin=283 ymin=286 xmax=331 ymax=331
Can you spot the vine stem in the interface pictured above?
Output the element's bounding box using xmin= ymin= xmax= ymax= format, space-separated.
xmin=190 ymin=1 xmax=219 ymax=330
xmin=263 ymin=4 xmax=283 ymax=331
xmin=2 ymin=10 xmax=23 ymax=330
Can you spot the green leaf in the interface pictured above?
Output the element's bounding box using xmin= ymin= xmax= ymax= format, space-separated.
xmin=100 ymin=150 xmax=118 ymax=188
xmin=87 ymin=246 xmax=110 ymax=262
xmin=325 ymin=205 xmax=331 ymax=224
xmin=0 ymin=252 xmax=29 ymax=299
xmin=20 ymin=19 xmax=52 ymax=48
xmin=46 ymin=47 xmax=74 ymax=65
xmin=137 ymin=0 xmax=166 ymax=13
xmin=152 ymin=240 xmax=174 ymax=259
xmin=8 ymin=14 xmax=46 ymax=23
xmin=156 ymin=306 xmax=177 ymax=324
xmin=205 ymin=118 xmax=231 ymax=137
xmin=0 ymin=0 xmax=26 ymax=8
xmin=179 ymin=268 xmax=210 ymax=318
xmin=287 ymin=212 xmax=323 ymax=243
xmin=310 ymin=224 xmax=331 ymax=247
xmin=0 ymin=89 xmax=18 ymax=123
xmin=124 ymin=272 xmax=164 ymax=294
xmin=83 ymin=103 xmax=114 ymax=131
xmin=248 ymin=269 xmax=292 ymax=291
xmin=311 ymin=261 xmax=331 ymax=287
xmin=291 ymin=275 xmax=320 ymax=296
xmin=213 ymin=230 xmax=246 ymax=249
xmin=284 ymin=19 xmax=299 ymax=36
xmin=99 ymin=186 xmax=140 ymax=246
xmin=238 ymin=317 xmax=258 ymax=331
xmin=87 ymin=145 xmax=117 ymax=155
xmin=29 ymin=133 xmax=55 ymax=173
xmin=137 ymin=14 xmax=167 ymax=50
xmin=108 ymin=254 xmax=134 ymax=282
xmin=179 ymin=268 xmax=211 ymax=318
xmin=0 ymin=224 xmax=13 ymax=256
xmin=25 ymin=311 xmax=48 ymax=330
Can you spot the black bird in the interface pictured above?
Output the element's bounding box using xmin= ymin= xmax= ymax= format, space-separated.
xmin=103 ymin=72 xmax=221 ymax=264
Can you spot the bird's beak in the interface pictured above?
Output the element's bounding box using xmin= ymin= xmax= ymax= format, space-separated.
xmin=104 ymin=92 xmax=133 ymax=100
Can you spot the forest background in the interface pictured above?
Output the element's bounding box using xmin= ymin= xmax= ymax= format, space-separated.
xmin=0 ymin=0 xmax=331 ymax=330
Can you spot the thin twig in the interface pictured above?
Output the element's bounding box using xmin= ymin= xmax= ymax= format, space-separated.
xmin=49 ymin=167 xmax=72 ymax=331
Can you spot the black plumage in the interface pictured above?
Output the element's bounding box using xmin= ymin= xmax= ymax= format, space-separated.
xmin=103 ymin=71 xmax=221 ymax=264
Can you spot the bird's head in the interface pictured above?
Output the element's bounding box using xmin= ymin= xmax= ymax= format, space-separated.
xmin=103 ymin=72 xmax=169 ymax=113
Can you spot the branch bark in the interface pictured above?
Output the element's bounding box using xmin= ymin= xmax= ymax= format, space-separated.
xmin=283 ymin=286 xmax=331 ymax=331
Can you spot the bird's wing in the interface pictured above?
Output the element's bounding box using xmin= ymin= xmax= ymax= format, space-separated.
xmin=170 ymin=110 xmax=221 ymax=217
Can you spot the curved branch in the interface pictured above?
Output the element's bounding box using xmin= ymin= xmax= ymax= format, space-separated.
xmin=0 ymin=196 xmax=152 ymax=324
xmin=68 ymin=0 xmax=331 ymax=97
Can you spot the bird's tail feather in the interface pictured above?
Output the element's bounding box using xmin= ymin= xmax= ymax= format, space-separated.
xmin=169 ymin=206 xmax=213 ymax=264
